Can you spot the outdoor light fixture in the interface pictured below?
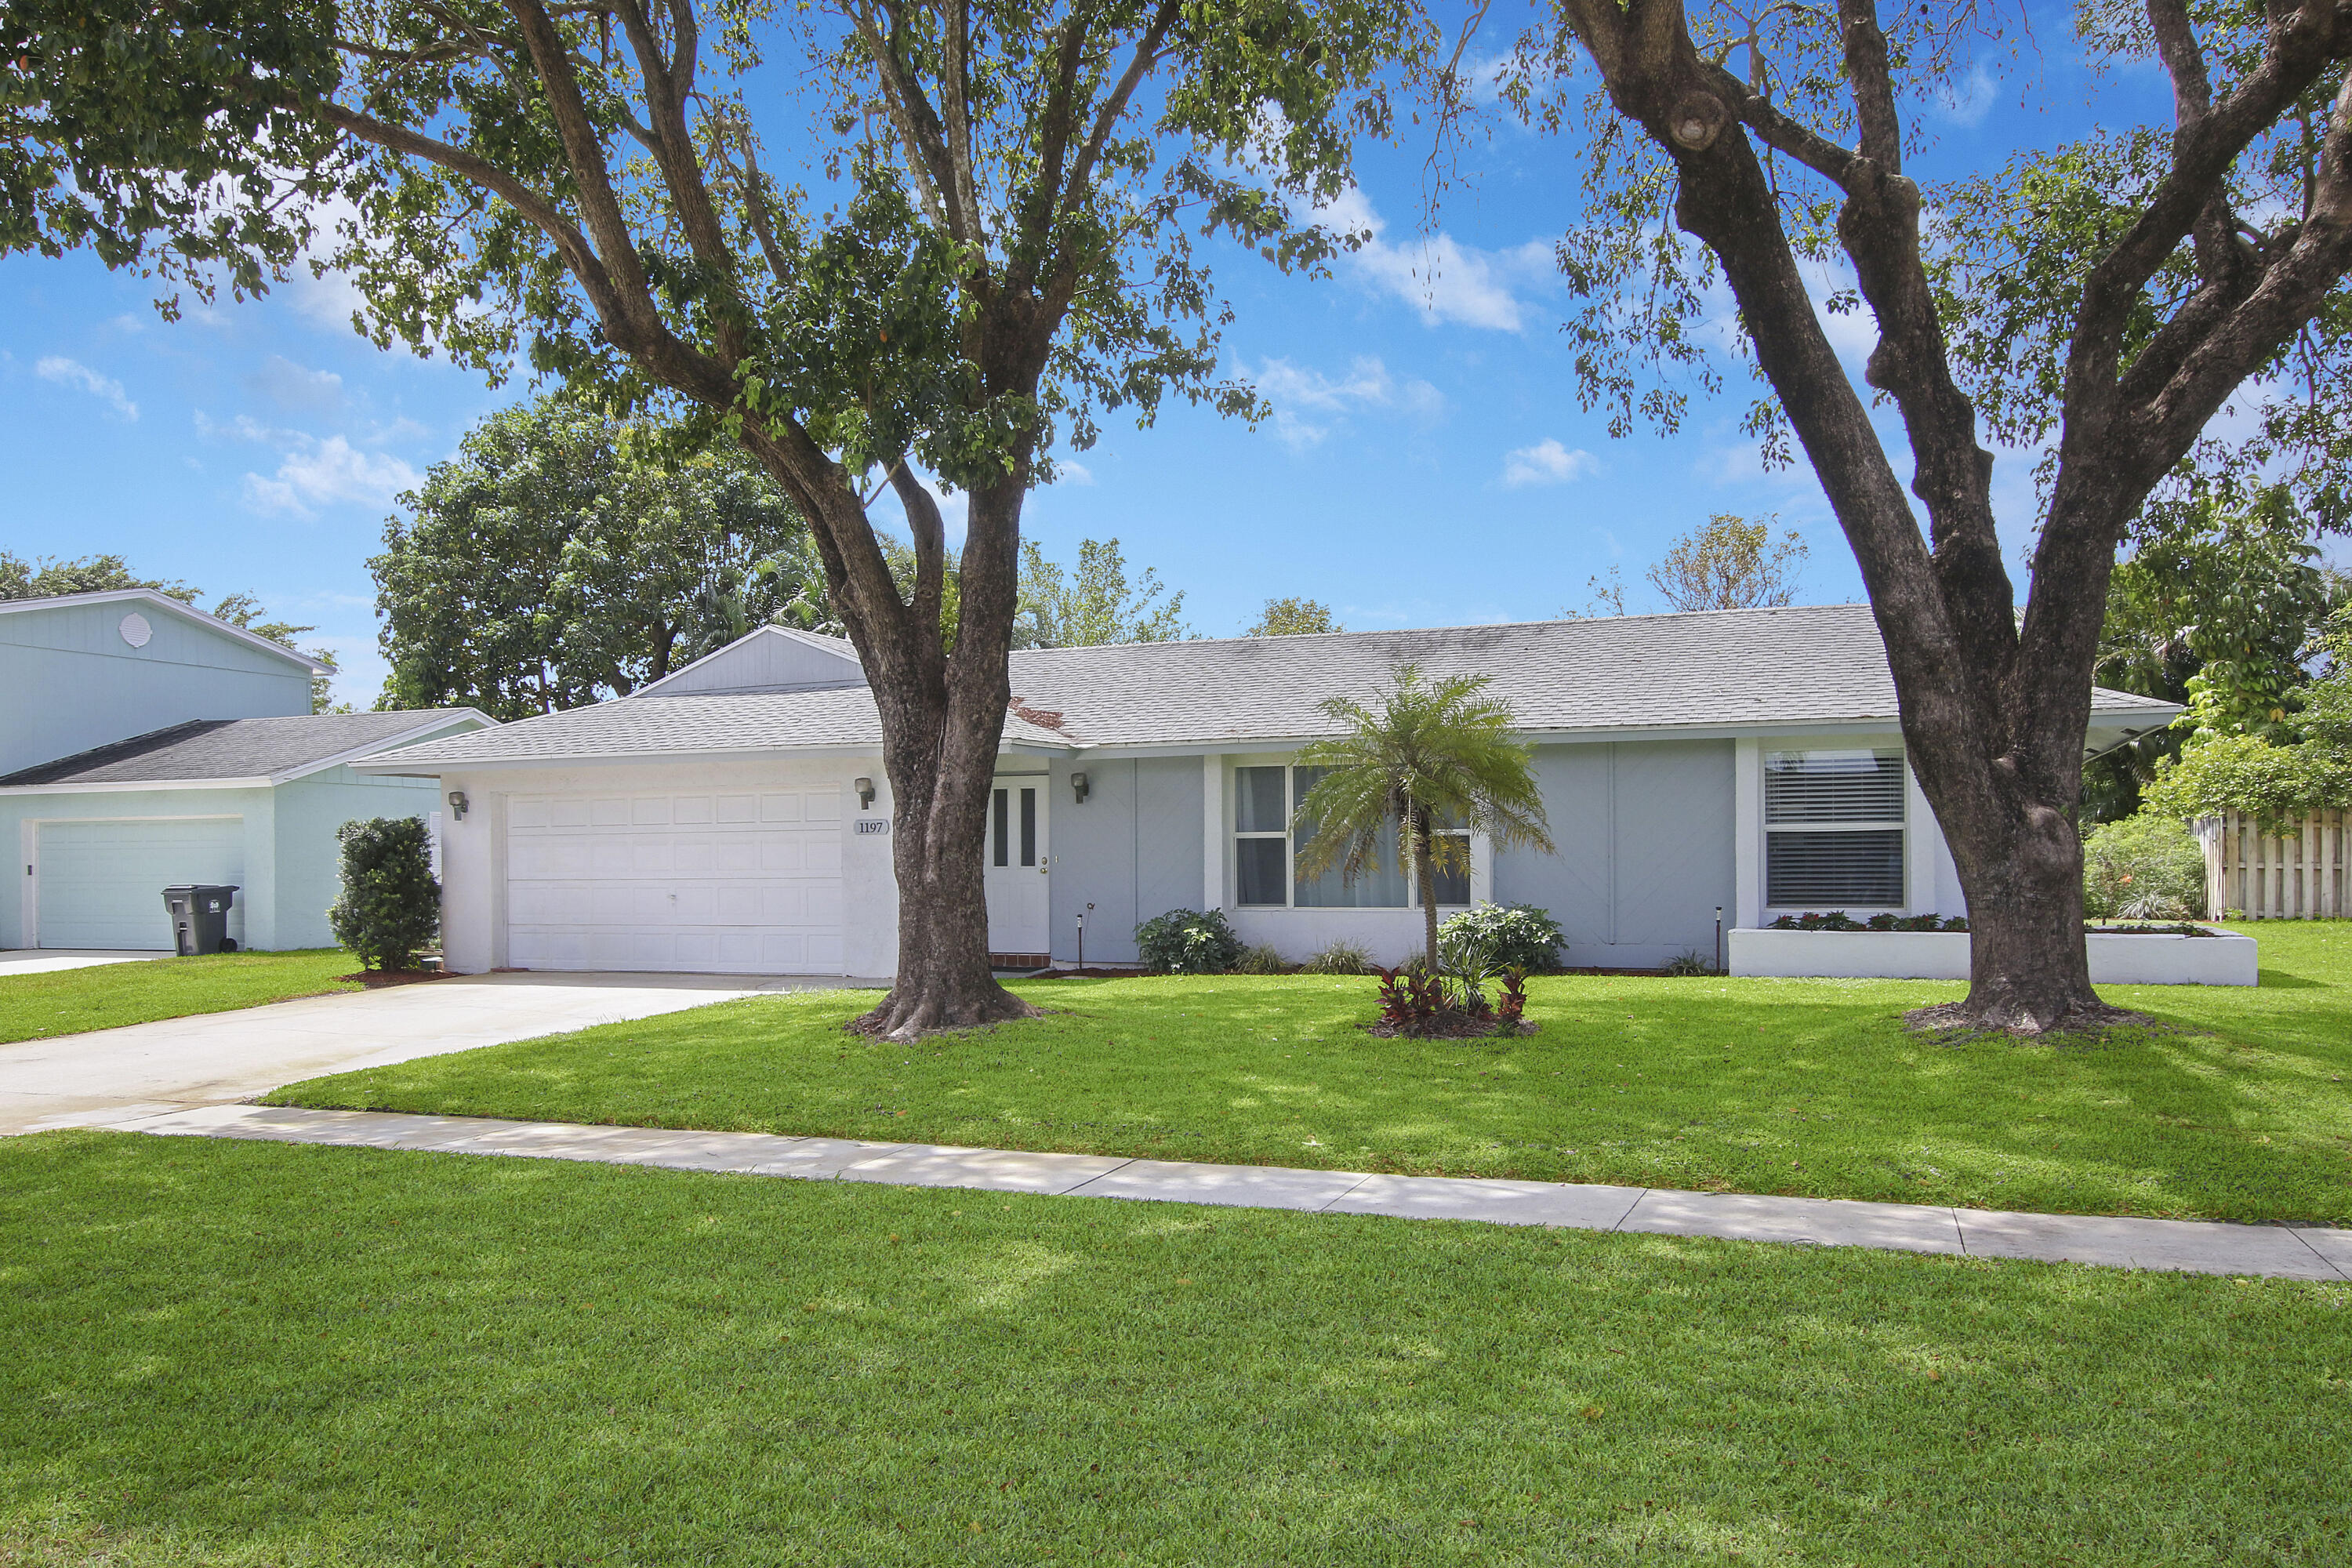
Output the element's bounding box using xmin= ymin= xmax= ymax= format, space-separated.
xmin=446 ymin=790 xmax=469 ymax=822
xmin=1070 ymin=771 xmax=1090 ymax=804
xmin=854 ymin=777 xmax=876 ymax=810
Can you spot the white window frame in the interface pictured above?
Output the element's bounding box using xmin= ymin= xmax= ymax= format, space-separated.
xmin=1762 ymin=746 xmax=1908 ymax=911
xmin=1230 ymin=762 xmax=1473 ymax=911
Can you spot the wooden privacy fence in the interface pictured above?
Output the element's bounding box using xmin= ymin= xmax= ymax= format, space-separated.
xmin=2197 ymin=811 xmax=2350 ymax=919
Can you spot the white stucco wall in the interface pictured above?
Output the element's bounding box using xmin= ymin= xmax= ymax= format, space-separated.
xmin=431 ymin=756 xmax=895 ymax=977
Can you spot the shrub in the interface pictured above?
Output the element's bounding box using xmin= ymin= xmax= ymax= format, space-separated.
xmin=1661 ymin=950 xmax=1713 ymax=976
xmin=1435 ymin=902 xmax=1564 ymax=972
xmin=1234 ymin=942 xmax=1291 ymax=975
xmin=1299 ymin=939 xmax=1374 ymax=975
xmin=1133 ymin=908 xmax=1242 ymax=975
xmin=328 ymin=816 xmax=440 ymax=971
xmin=2083 ymin=811 xmax=2208 ymax=919
xmin=1769 ymin=910 xmax=1966 ymax=932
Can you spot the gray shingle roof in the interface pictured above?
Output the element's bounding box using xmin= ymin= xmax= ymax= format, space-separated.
xmin=365 ymin=604 xmax=2178 ymax=769
xmin=366 ymin=686 xmax=1073 ymax=769
xmin=0 ymin=711 xmax=482 ymax=786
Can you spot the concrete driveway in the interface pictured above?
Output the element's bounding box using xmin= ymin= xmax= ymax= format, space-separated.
xmin=0 ymin=949 xmax=172 ymax=978
xmin=1 ymin=971 xmax=883 ymax=1136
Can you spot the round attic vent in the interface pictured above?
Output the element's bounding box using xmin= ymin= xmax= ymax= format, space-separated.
xmin=119 ymin=612 xmax=152 ymax=648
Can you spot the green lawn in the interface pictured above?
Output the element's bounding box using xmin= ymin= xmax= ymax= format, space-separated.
xmin=5 ymin=1131 xmax=2347 ymax=1566
xmin=0 ymin=951 xmax=362 ymax=1044
xmin=272 ymin=922 xmax=2352 ymax=1225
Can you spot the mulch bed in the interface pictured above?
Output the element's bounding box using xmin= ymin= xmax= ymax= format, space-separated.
xmin=1360 ymin=1014 xmax=1537 ymax=1040
xmin=339 ymin=969 xmax=456 ymax=990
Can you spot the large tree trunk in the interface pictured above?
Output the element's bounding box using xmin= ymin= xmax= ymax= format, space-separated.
xmin=1911 ymin=761 xmax=2106 ymax=1030
xmin=739 ymin=438 xmax=1040 ymax=1040
xmin=1546 ymin=0 xmax=2352 ymax=1032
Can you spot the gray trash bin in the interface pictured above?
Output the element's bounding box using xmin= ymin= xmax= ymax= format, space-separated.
xmin=162 ymin=884 xmax=240 ymax=956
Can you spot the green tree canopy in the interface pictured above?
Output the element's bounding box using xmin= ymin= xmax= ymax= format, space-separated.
xmin=1644 ymin=515 xmax=1808 ymax=612
xmin=374 ymin=399 xmax=817 ymax=720
xmin=1015 ymin=539 xmax=1191 ymax=648
xmin=1245 ymin=596 xmax=1343 ymax=636
xmin=1292 ymin=665 xmax=1555 ymax=972
xmin=3 ymin=0 xmax=1415 ymax=1035
xmin=2086 ymin=485 xmax=2342 ymax=819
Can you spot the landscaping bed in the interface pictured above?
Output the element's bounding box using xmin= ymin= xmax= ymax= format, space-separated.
xmin=1730 ymin=922 xmax=2259 ymax=985
xmin=0 ymin=949 xmax=365 ymax=1044
xmin=271 ymin=922 xmax=2352 ymax=1225
xmin=4 ymin=1130 xmax=2347 ymax=1566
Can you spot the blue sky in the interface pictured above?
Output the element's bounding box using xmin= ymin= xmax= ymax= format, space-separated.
xmin=0 ymin=9 xmax=2164 ymax=707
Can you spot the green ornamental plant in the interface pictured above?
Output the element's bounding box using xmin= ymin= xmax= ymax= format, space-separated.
xmin=2082 ymin=813 xmax=2209 ymax=920
xmin=328 ymin=818 xmax=441 ymax=973
xmin=1436 ymin=903 xmax=1565 ymax=973
xmin=1294 ymin=666 xmax=1556 ymax=974
xmin=1133 ymin=910 xmax=1243 ymax=976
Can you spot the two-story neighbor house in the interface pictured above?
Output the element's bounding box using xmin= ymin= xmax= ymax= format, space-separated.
xmin=348 ymin=605 xmax=2178 ymax=978
xmin=0 ymin=589 xmax=489 ymax=952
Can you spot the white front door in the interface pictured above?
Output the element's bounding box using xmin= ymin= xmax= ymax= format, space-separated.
xmin=982 ymin=775 xmax=1050 ymax=959
xmin=505 ymin=787 xmax=845 ymax=975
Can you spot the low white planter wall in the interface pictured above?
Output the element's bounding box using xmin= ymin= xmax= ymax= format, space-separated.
xmin=1728 ymin=926 xmax=2257 ymax=986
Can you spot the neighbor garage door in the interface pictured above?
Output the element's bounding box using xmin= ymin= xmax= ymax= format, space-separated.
xmin=506 ymin=788 xmax=844 ymax=974
xmin=37 ymin=817 xmax=245 ymax=950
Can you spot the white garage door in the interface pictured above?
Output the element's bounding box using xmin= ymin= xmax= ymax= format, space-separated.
xmin=37 ymin=817 xmax=245 ymax=950
xmin=506 ymin=789 xmax=845 ymax=975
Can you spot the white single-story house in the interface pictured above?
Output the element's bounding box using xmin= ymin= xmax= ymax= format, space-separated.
xmin=0 ymin=589 xmax=491 ymax=951
xmin=350 ymin=605 xmax=2179 ymax=978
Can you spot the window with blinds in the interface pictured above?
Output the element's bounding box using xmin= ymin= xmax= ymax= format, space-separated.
xmin=1766 ymin=750 xmax=1906 ymax=906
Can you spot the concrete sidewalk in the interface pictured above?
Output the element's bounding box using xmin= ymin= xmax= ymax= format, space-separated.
xmin=0 ymin=949 xmax=170 ymax=978
xmin=1 ymin=972 xmax=877 ymax=1135
xmin=112 ymin=1102 xmax=2352 ymax=1282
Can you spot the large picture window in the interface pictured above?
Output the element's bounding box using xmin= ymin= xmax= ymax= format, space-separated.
xmin=1232 ymin=765 xmax=1425 ymax=909
xmin=1765 ymin=749 xmax=1905 ymax=907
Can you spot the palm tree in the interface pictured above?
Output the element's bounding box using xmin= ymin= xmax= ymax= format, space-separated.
xmin=1293 ymin=665 xmax=1556 ymax=973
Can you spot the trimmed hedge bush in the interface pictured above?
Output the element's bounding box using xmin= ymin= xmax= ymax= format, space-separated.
xmin=328 ymin=816 xmax=441 ymax=971
xmin=1134 ymin=909 xmax=1243 ymax=975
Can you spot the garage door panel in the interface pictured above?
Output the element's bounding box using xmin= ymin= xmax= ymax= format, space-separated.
xmin=507 ymin=789 xmax=845 ymax=975
xmin=38 ymin=817 xmax=244 ymax=950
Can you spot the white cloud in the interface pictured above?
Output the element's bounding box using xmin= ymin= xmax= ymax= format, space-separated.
xmin=242 ymin=434 xmax=420 ymax=519
xmin=36 ymin=356 xmax=137 ymax=420
xmin=1052 ymin=459 xmax=1095 ymax=486
xmin=1244 ymin=354 xmax=1446 ymax=450
xmin=1929 ymin=65 xmax=1999 ymax=129
xmin=1500 ymin=438 xmax=1596 ymax=488
xmin=250 ymin=354 xmax=344 ymax=414
xmin=1320 ymin=187 xmax=1554 ymax=333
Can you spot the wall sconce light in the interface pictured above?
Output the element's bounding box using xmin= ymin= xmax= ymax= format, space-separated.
xmin=1070 ymin=771 xmax=1089 ymax=804
xmin=854 ymin=777 xmax=876 ymax=811
xmin=445 ymin=790 xmax=469 ymax=822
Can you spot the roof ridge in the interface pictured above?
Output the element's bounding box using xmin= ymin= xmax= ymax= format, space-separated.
xmin=1007 ymin=601 xmax=1875 ymax=657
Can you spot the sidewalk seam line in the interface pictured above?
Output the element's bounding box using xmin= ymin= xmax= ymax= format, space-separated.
xmin=1058 ymin=1157 xmax=1137 ymax=1197
xmin=2285 ymin=1225 xmax=2350 ymax=1281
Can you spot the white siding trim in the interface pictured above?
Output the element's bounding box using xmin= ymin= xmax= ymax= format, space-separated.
xmin=1733 ymin=735 xmax=1762 ymax=929
xmin=1202 ymin=753 xmax=1221 ymax=913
